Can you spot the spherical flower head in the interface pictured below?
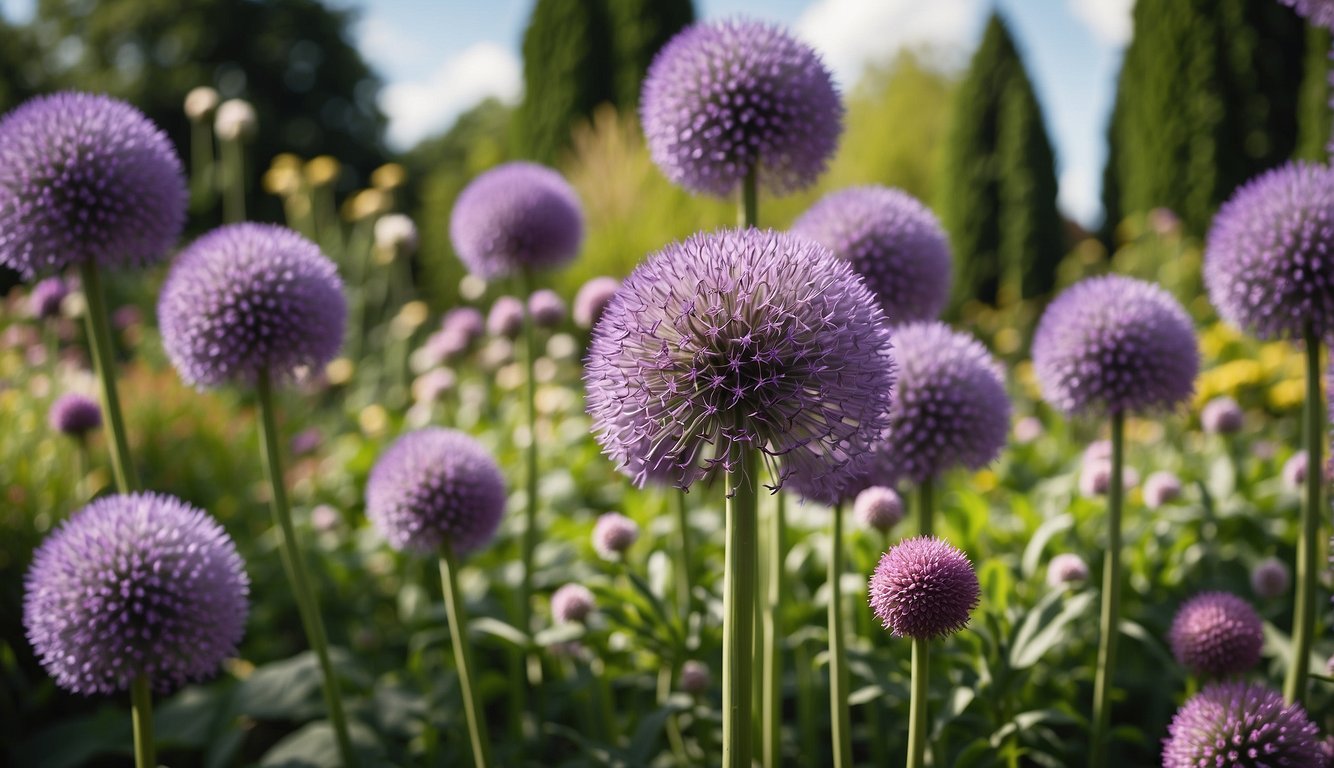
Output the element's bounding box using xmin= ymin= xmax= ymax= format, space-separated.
xmin=373 ymin=213 xmax=419 ymax=255
xmin=1079 ymin=458 xmax=1139 ymax=497
xmin=29 ymin=276 xmax=69 ymax=319
xmin=592 ymin=512 xmax=640 ymax=560
xmin=1201 ymin=396 xmax=1244 ymax=435
xmin=0 ymin=92 xmax=186 ymax=277
xmin=450 ymin=162 xmax=583 ymax=280
xmin=551 ymin=583 xmax=595 ymax=624
xmin=528 ymin=289 xmax=566 ymax=330
xmin=585 ymin=228 xmax=896 ymax=495
xmin=1281 ymin=1 xmax=1334 ymax=35
xmin=1162 ymin=682 xmax=1323 ymax=768
xmin=680 ymin=660 xmax=711 ymax=695
xmin=1206 ymin=162 xmax=1334 ymax=340
xmin=1013 ymin=416 xmax=1043 ymax=444
xmin=158 ymin=224 xmax=345 ymax=388
xmin=487 ymin=296 xmax=525 ymax=340
xmin=869 ymin=536 xmax=980 ymax=640
xmin=48 ymin=393 xmax=101 ymax=438
xmin=574 ymin=276 xmax=621 ymax=330
xmin=23 ymin=492 xmax=249 ymax=694
xmin=442 ymin=307 xmax=485 ymax=345
xmin=214 ymin=99 xmax=257 ymax=142
xmin=1169 ymin=591 xmax=1264 ymax=677
xmin=1033 ymin=275 xmax=1198 ymax=416
xmin=1251 ymin=556 xmax=1291 ymax=600
xmin=1283 ymin=450 xmax=1308 ymax=490
xmin=853 ymin=486 xmax=904 ymax=533
xmin=1143 ymin=471 xmax=1183 ymax=509
xmin=1046 ymin=553 xmax=1089 ymax=588
xmin=366 ymin=428 xmax=507 ymax=556
xmin=183 ymin=86 xmax=220 ymax=121
xmin=791 ymin=187 xmax=951 ymax=323
xmin=413 ymin=368 xmax=457 ymax=404
xmin=641 ymin=18 xmax=842 ymax=197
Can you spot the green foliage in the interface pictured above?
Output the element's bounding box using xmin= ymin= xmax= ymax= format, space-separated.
xmin=1296 ymin=24 xmax=1331 ymax=162
xmin=604 ymin=0 xmax=695 ymax=108
xmin=939 ymin=13 xmax=1064 ymax=309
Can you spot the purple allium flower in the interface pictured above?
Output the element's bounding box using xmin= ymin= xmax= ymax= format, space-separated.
xmin=1013 ymin=416 xmax=1043 ymax=444
xmin=158 ymin=224 xmax=346 ymax=388
xmin=584 ymin=229 xmax=896 ymax=494
xmin=48 ymin=393 xmax=101 ymax=438
xmin=449 ymin=162 xmax=583 ymax=280
xmin=681 ymin=660 xmax=711 ymax=695
xmin=1201 ymin=396 xmax=1244 ymax=435
xmin=1205 ymin=162 xmax=1334 ymax=340
xmin=853 ymin=486 xmax=904 ymax=533
xmin=365 ymin=428 xmax=506 ymax=556
xmin=592 ymin=512 xmax=640 ymax=560
xmin=1084 ymin=440 xmax=1112 ymax=463
xmin=640 ymin=18 xmax=842 ymax=197
xmin=791 ymin=187 xmax=951 ymax=324
xmin=1283 ymin=450 xmax=1309 ymax=490
xmin=0 ymin=92 xmax=186 ymax=277
xmin=1169 ymin=592 xmax=1264 ymax=677
xmin=487 ymin=296 xmax=525 ymax=340
xmin=551 ymin=583 xmax=595 ymax=624
xmin=1280 ymin=0 xmax=1334 ymax=33
xmin=442 ymin=307 xmax=485 ymax=345
xmin=527 ymin=289 xmax=566 ymax=329
xmin=1251 ymin=556 xmax=1291 ymax=600
xmin=1162 ymin=682 xmax=1323 ymax=768
xmin=1143 ymin=471 xmax=1183 ymax=509
xmin=23 ymin=492 xmax=249 ymax=694
xmin=574 ymin=276 xmax=621 ymax=330
xmin=289 ymin=427 xmax=322 ymax=457
xmin=29 ymin=276 xmax=69 ymax=319
xmin=1079 ymin=458 xmax=1139 ymax=497
xmin=412 ymin=368 xmax=457 ymax=404
xmin=869 ymin=536 xmax=980 ymax=640
xmin=1046 ymin=553 xmax=1089 ymax=588
xmin=1033 ymin=276 xmax=1198 ymax=416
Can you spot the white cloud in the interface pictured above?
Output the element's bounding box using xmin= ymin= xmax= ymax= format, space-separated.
xmin=380 ymin=42 xmax=522 ymax=150
xmin=358 ymin=16 xmax=434 ymax=78
xmin=1067 ymin=0 xmax=1133 ymax=47
xmin=1059 ymin=162 xmax=1101 ymax=228
xmin=795 ymin=0 xmax=981 ymax=88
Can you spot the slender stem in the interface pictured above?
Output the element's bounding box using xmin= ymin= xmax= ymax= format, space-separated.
xmin=918 ymin=478 xmax=934 ymax=537
xmin=829 ymin=503 xmax=852 ymax=768
xmin=1286 ymin=327 xmax=1322 ymax=704
xmin=220 ymin=138 xmax=246 ymax=223
xmin=594 ymin=658 xmax=618 ymax=745
xmin=440 ymin=547 xmax=492 ymax=768
xmin=762 ymin=491 xmax=786 ymax=767
xmin=189 ymin=119 xmax=215 ymax=213
xmin=75 ymin=440 xmax=89 ymax=503
xmin=79 ymin=259 xmax=138 ymax=492
xmin=256 ymin=373 xmax=357 ymax=767
xmin=1089 ymin=412 xmax=1125 ymax=768
xmin=907 ymin=638 xmax=929 ymax=768
xmin=519 ymin=269 xmax=539 ymax=637
xmin=131 ymin=674 xmax=155 ymax=768
xmin=796 ymin=634 xmax=817 ymax=761
xmin=674 ymin=490 xmax=692 ymax=621
xmin=738 ymin=167 xmax=758 ymax=228
xmin=722 ymin=444 xmax=758 ymax=768
xmin=658 ymin=664 xmax=689 ymax=765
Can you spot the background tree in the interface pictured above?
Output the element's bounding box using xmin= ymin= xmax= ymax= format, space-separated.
xmin=1295 ymin=24 xmax=1331 ymax=162
xmin=604 ymin=0 xmax=695 ymax=108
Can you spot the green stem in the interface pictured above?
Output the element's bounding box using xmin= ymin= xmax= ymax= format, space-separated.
xmin=131 ymin=675 xmax=155 ymax=768
xmin=673 ymin=490 xmax=692 ymax=621
xmin=907 ymin=638 xmax=929 ymax=768
xmin=189 ymin=120 xmax=215 ymax=214
xmin=722 ymin=444 xmax=758 ymax=768
xmin=1089 ymin=412 xmax=1125 ymax=768
xmin=219 ymin=138 xmax=246 ymax=223
xmin=829 ymin=503 xmax=852 ymax=768
xmin=918 ymin=478 xmax=934 ymax=537
xmin=738 ymin=167 xmax=758 ymax=228
xmin=658 ymin=664 xmax=689 ymax=765
xmin=762 ymin=491 xmax=786 ymax=767
xmin=440 ymin=547 xmax=492 ymax=768
xmin=796 ymin=635 xmax=817 ymax=761
xmin=256 ymin=373 xmax=357 ymax=767
xmin=1285 ymin=326 xmax=1322 ymax=705
xmin=519 ymin=270 xmax=539 ymax=638
xmin=79 ymin=259 xmax=138 ymax=493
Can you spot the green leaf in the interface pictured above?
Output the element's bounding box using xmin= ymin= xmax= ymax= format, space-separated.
xmin=1021 ymin=513 xmax=1073 ymax=579
xmin=469 ymin=616 xmax=531 ymax=649
xmin=1009 ymin=590 xmax=1095 ymax=669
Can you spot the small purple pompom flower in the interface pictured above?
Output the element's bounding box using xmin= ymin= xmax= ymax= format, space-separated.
xmin=442 ymin=307 xmax=485 ymax=345
xmin=853 ymin=486 xmax=904 ymax=533
xmin=29 ymin=277 xmax=69 ymax=319
xmin=640 ymin=18 xmax=843 ymax=197
xmin=1046 ymin=553 xmax=1089 ymax=588
xmin=366 ymin=428 xmax=507 ymax=556
xmin=1169 ymin=591 xmax=1264 ymax=677
xmin=585 ymin=228 xmax=896 ymax=494
xmin=158 ymin=224 xmax=346 ymax=388
xmin=0 ymin=92 xmax=186 ymax=276
xmin=869 ymin=536 xmax=980 ymax=640
xmin=1079 ymin=458 xmax=1139 ymax=497
xmin=551 ymin=583 xmax=595 ymax=624
xmin=1283 ymin=450 xmax=1309 ymax=491
xmin=48 ymin=393 xmax=101 ymax=438
xmin=1201 ymin=396 xmax=1244 ymax=435
xmin=1162 ymin=682 xmax=1324 ymax=768
xmin=1143 ymin=471 xmax=1183 ymax=509
xmin=1206 ymin=162 xmax=1334 ymax=340
xmin=1251 ymin=557 xmax=1291 ymax=600
xmin=487 ymin=296 xmax=525 ymax=340
xmin=681 ymin=660 xmax=711 ymax=695
xmin=791 ymin=187 xmax=952 ymax=324
xmin=574 ymin=276 xmax=621 ymax=330
xmin=450 ymin=162 xmax=583 ymax=280
xmin=1013 ymin=416 xmax=1043 ymax=444
xmin=592 ymin=512 xmax=640 ymax=560
xmin=1033 ymin=275 xmax=1198 ymax=416
xmin=527 ymin=289 xmax=566 ymax=329
xmin=23 ymin=492 xmax=249 ymax=694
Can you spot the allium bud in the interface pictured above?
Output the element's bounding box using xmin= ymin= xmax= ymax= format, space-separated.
xmin=487 ymin=296 xmax=525 ymax=340
xmin=1169 ymin=592 xmax=1264 ymax=677
xmin=1283 ymin=450 xmax=1308 ymax=491
xmin=551 ymin=583 xmax=595 ymax=624
xmin=853 ymin=486 xmax=904 ymax=533
xmin=1143 ymin=471 xmax=1183 ymax=509
xmin=527 ymin=289 xmax=566 ymax=329
xmin=573 ymin=276 xmax=620 ymax=330
xmin=373 ymin=213 xmax=419 ymax=256
xmin=48 ymin=393 xmax=101 ymax=438
xmin=1013 ymin=416 xmax=1043 ymax=444
xmin=1200 ymin=396 xmax=1243 ymax=435
xmin=183 ymin=86 xmax=220 ymax=121
xmin=869 ymin=536 xmax=979 ymax=640
xmin=29 ymin=277 xmax=69 ymax=319
xmin=680 ymin=660 xmax=711 ymax=695
xmin=214 ymin=99 xmax=257 ymax=142
xmin=1046 ymin=553 xmax=1089 ymax=588
xmin=592 ymin=512 xmax=640 ymax=560
xmin=1250 ymin=557 xmax=1291 ymax=600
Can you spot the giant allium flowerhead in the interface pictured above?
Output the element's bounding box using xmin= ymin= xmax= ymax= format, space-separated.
xmin=790 ymin=187 xmax=952 ymax=324
xmin=365 ymin=428 xmax=506 ymax=556
xmin=0 ymin=92 xmax=186 ymax=277
xmin=1033 ymin=275 xmax=1198 ymax=416
xmin=584 ymin=228 xmax=896 ymax=495
xmin=158 ymin=223 xmax=346 ymax=388
xmin=23 ymin=492 xmax=248 ymax=695
xmin=640 ymin=18 xmax=842 ymax=197
xmin=1205 ymin=162 xmax=1334 ymax=340
xmin=1162 ymin=682 xmax=1324 ymax=768
xmin=1280 ymin=0 xmax=1334 ymax=31
xmin=1169 ymin=592 xmax=1265 ymax=678
xmin=869 ymin=536 xmax=980 ymax=640
xmin=449 ymin=162 xmax=583 ymax=280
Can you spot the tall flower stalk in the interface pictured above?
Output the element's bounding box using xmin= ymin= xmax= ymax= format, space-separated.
xmin=827 ymin=502 xmax=852 ymax=768
xmin=1089 ymin=411 xmax=1124 ymax=767
xmin=722 ymin=443 xmax=758 ymax=767
xmin=1287 ymin=325 xmax=1322 ymax=702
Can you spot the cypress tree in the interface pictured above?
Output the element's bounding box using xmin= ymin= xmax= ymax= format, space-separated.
xmin=939 ymin=13 xmax=1064 ymax=307
xmin=515 ymin=0 xmax=615 ymax=164
xmin=604 ymin=0 xmax=695 ymax=108
xmin=1295 ymin=23 xmax=1331 ymax=162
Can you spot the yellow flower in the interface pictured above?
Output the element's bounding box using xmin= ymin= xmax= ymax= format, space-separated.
xmin=372 ymin=163 xmax=406 ymax=190
xmin=304 ymin=155 xmax=341 ymax=186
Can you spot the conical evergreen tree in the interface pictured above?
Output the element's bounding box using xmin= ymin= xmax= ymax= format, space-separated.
xmin=939 ymin=13 xmax=1064 ymax=308
xmin=605 ymin=0 xmax=694 ymax=108
xmin=1295 ymin=23 xmax=1331 ymax=162
xmin=515 ymin=0 xmax=615 ymax=164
